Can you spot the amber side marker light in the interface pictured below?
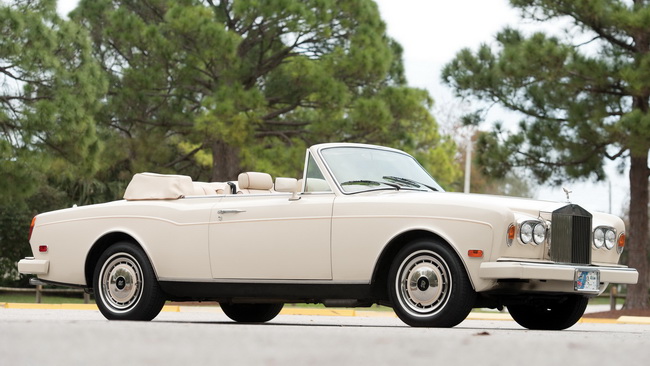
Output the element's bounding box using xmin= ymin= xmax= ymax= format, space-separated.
xmin=468 ymin=250 xmax=483 ymax=258
xmin=617 ymin=233 xmax=626 ymax=254
xmin=28 ymin=217 xmax=36 ymax=241
xmin=506 ymin=224 xmax=516 ymax=246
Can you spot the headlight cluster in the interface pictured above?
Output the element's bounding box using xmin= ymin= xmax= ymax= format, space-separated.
xmin=507 ymin=220 xmax=626 ymax=254
xmin=518 ymin=220 xmax=547 ymax=245
xmin=593 ymin=226 xmax=617 ymax=250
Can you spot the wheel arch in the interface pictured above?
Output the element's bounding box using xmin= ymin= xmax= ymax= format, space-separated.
xmin=370 ymin=229 xmax=473 ymax=300
xmin=85 ymin=232 xmax=144 ymax=289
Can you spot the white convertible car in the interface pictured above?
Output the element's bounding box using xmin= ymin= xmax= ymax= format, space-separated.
xmin=18 ymin=143 xmax=638 ymax=329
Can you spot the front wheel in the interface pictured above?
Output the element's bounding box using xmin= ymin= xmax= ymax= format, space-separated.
xmin=508 ymin=295 xmax=589 ymax=330
xmin=388 ymin=239 xmax=476 ymax=327
xmin=220 ymin=303 xmax=284 ymax=323
xmin=93 ymin=242 xmax=166 ymax=321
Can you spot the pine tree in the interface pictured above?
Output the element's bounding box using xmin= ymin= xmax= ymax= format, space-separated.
xmin=72 ymin=0 xmax=459 ymax=186
xmin=1 ymin=0 xmax=106 ymax=200
xmin=443 ymin=0 xmax=650 ymax=308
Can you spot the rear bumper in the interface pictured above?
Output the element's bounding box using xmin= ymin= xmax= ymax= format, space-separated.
xmin=479 ymin=261 xmax=638 ymax=284
xmin=17 ymin=257 xmax=50 ymax=275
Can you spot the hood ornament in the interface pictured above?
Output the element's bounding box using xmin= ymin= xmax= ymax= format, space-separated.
xmin=562 ymin=187 xmax=572 ymax=203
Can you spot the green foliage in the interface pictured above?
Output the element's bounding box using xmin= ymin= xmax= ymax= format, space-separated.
xmin=443 ymin=0 xmax=650 ymax=178
xmin=0 ymin=200 xmax=32 ymax=286
xmin=1 ymin=0 xmax=107 ymax=200
xmin=0 ymin=185 xmax=69 ymax=286
xmin=0 ymin=292 xmax=91 ymax=304
xmin=443 ymin=26 xmax=627 ymax=183
xmin=73 ymin=0 xmax=458 ymax=184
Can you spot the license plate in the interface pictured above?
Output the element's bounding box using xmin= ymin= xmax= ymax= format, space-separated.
xmin=574 ymin=269 xmax=600 ymax=292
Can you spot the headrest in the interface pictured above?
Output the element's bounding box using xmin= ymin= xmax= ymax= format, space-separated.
xmin=238 ymin=172 xmax=273 ymax=190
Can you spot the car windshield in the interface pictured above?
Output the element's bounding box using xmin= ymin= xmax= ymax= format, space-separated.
xmin=320 ymin=146 xmax=444 ymax=194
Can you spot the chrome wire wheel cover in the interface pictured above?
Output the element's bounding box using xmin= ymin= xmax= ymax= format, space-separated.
xmin=395 ymin=250 xmax=452 ymax=317
xmin=98 ymin=253 xmax=144 ymax=312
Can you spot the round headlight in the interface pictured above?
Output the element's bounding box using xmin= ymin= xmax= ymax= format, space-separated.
xmin=520 ymin=222 xmax=533 ymax=244
xmin=593 ymin=228 xmax=605 ymax=249
xmin=533 ymin=223 xmax=546 ymax=245
xmin=605 ymin=229 xmax=616 ymax=250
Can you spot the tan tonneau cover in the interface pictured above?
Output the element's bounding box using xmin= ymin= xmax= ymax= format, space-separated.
xmin=123 ymin=172 xmax=194 ymax=201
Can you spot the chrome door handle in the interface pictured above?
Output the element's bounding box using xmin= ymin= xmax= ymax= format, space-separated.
xmin=217 ymin=209 xmax=246 ymax=214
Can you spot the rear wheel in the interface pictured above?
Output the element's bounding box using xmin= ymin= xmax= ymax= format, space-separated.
xmin=93 ymin=242 xmax=166 ymax=321
xmin=508 ymin=295 xmax=589 ymax=330
xmin=388 ymin=239 xmax=476 ymax=327
xmin=220 ymin=303 xmax=284 ymax=323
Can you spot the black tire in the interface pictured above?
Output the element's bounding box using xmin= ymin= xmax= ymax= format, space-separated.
xmin=220 ymin=303 xmax=284 ymax=323
xmin=388 ymin=239 xmax=476 ymax=327
xmin=93 ymin=242 xmax=166 ymax=321
xmin=508 ymin=295 xmax=589 ymax=330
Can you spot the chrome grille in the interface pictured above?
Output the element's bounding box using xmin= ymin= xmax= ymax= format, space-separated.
xmin=550 ymin=204 xmax=592 ymax=264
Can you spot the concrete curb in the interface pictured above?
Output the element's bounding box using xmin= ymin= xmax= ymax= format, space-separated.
xmin=2 ymin=303 xmax=649 ymax=324
xmin=617 ymin=316 xmax=650 ymax=324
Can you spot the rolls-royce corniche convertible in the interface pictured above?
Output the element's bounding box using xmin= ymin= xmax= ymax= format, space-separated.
xmin=18 ymin=143 xmax=638 ymax=329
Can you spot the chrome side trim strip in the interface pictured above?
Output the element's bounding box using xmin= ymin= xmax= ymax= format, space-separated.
xmin=157 ymin=277 xmax=369 ymax=285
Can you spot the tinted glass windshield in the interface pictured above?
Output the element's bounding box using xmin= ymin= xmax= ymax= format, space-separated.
xmin=320 ymin=146 xmax=444 ymax=193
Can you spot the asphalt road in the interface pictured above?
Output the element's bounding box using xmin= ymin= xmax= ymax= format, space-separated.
xmin=1 ymin=308 xmax=649 ymax=365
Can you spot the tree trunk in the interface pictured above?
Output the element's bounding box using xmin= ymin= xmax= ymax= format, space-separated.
xmin=626 ymin=153 xmax=650 ymax=309
xmin=210 ymin=140 xmax=241 ymax=182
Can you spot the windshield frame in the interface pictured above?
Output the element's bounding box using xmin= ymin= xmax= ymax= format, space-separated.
xmin=317 ymin=145 xmax=444 ymax=195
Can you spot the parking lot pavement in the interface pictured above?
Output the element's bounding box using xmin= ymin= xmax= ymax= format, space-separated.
xmin=1 ymin=306 xmax=649 ymax=366
xmin=2 ymin=302 xmax=649 ymax=324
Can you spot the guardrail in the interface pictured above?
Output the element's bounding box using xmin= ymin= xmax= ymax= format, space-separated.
xmin=0 ymin=286 xmax=91 ymax=304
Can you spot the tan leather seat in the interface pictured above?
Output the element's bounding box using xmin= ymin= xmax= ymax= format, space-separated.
xmin=238 ymin=172 xmax=273 ymax=194
xmin=192 ymin=182 xmax=231 ymax=195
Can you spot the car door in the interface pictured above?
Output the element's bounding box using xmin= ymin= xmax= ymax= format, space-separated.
xmin=209 ymin=193 xmax=334 ymax=280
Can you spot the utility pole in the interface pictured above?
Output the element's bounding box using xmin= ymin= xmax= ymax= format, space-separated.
xmin=608 ymin=180 xmax=612 ymax=214
xmin=464 ymin=138 xmax=472 ymax=194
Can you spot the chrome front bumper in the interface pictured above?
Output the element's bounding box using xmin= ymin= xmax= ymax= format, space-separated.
xmin=17 ymin=257 xmax=50 ymax=275
xmin=479 ymin=261 xmax=638 ymax=284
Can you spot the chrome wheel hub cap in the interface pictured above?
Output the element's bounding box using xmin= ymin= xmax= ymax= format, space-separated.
xmin=397 ymin=250 xmax=451 ymax=316
xmin=99 ymin=253 xmax=143 ymax=312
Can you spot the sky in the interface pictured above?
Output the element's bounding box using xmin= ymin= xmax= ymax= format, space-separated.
xmin=374 ymin=0 xmax=629 ymax=216
xmin=55 ymin=0 xmax=631 ymax=216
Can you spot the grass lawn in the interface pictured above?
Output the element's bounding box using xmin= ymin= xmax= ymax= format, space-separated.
xmin=0 ymin=293 xmax=91 ymax=304
xmin=589 ymin=296 xmax=625 ymax=306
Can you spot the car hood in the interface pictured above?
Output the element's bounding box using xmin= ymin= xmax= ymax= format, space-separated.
xmin=435 ymin=191 xmax=566 ymax=216
xmin=366 ymin=189 xmax=573 ymax=218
